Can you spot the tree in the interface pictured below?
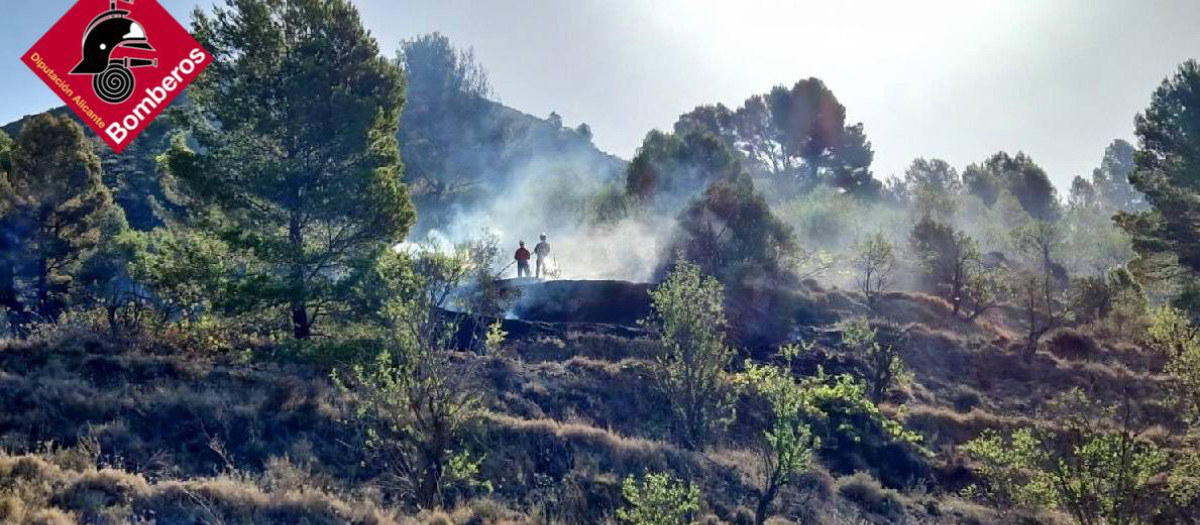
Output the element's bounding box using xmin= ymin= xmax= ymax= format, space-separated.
xmin=0 ymin=113 xmax=117 ymax=326
xmin=964 ymin=265 xmax=1011 ymax=321
xmin=673 ymin=78 xmax=879 ymax=197
xmin=1147 ymin=306 xmax=1200 ymax=426
xmin=339 ymin=250 xmax=485 ymax=509
xmin=617 ymin=472 xmax=701 ymax=525
xmin=909 ymin=217 xmax=987 ymax=316
xmin=1091 ymin=139 xmax=1144 ymax=212
xmin=643 ymin=258 xmax=735 ymax=450
xmin=964 ymin=151 xmax=1060 ymax=220
xmin=1012 ymin=221 xmax=1070 ymax=357
xmin=1063 ymin=175 xmax=1137 ymax=275
xmin=904 ymin=158 xmax=960 ymax=220
xmin=962 ymin=389 xmax=1169 ymax=525
xmin=852 ymin=232 xmax=896 ymax=305
xmin=1069 ymin=267 xmax=1145 ymax=328
xmin=827 ymin=123 xmax=882 ymax=199
xmin=399 ymin=32 xmax=491 ymax=107
xmin=839 ymin=318 xmax=911 ymax=404
xmin=169 ymin=0 xmax=415 ymax=339
xmin=127 ymin=228 xmax=240 ymax=323
xmin=575 ymin=122 xmax=594 ymax=142
xmin=672 ymin=172 xmax=797 ymax=281
xmin=738 ymin=344 xmax=819 ymax=525
xmin=625 ymin=129 xmax=742 ymax=205
xmin=1118 ymin=61 xmax=1200 ymax=289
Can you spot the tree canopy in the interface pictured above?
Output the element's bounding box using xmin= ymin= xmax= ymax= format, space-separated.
xmin=1119 ymin=61 xmax=1200 ymax=281
xmin=963 ymin=151 xmax=1060 ymax=220
xmin=167 ymin=0 xmax=415 ymax=339
xmin=0 ymin=114 xmax=118 ymax=324
xmin=673 ymin=78 xmax=880 ymax=198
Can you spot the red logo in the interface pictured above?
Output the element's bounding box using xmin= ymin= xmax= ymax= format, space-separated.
xmin=21 ymin=0 xmax=210 ymax=153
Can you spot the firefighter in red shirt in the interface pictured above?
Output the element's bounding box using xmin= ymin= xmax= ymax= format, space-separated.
xmin=514 ymin=241 xmax=532 ymax=278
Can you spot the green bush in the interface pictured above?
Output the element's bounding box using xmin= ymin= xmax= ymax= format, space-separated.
xmin=617 ymin=472 xmax=701 ymax=525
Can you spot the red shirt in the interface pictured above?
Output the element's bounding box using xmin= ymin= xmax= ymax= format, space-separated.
xmin=515 ymin=247 xmax=531 ymax=261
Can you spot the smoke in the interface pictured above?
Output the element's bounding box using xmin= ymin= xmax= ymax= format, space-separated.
xmin=411 ymin=153 xmax=678 ymax=283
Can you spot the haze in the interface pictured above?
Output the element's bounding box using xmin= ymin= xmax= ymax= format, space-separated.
xmin=4 ymin=0 xmax=1199 ymax=188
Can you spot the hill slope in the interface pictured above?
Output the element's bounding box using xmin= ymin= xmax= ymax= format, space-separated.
xmin=1 ymin=93 xmax=625 ymax=234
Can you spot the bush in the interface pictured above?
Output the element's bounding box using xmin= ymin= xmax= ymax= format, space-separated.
xmin=836 ymin=472 xmax=904 ymax=520
xmin=643 ymin=258 xmax=735 ymax=450
xmin=618 ymin=472 xmax=702 ymax=525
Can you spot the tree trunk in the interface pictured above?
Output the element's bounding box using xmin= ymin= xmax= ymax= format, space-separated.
xmin=35 ymin=256 xmax=54 ymax=321
xmin=288 ymin=215 xmax=311 ymax=339
xmin=417 ymin=451 xmax=445 ymax=510
xmin=755 ymin=483 xmax=780 ymax=525
xmin=0 ymin=260 xmax=28 ymax=337
xmin=291 ymin=301 xmax=311 ymax=339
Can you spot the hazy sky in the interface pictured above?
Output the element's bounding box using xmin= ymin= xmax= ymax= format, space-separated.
xmin=4 ymin=0 xmax=1199 ymax=190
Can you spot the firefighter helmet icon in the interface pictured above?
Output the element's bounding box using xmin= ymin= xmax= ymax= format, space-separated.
xmin=70 ymin=0 xmax=159 ymax=104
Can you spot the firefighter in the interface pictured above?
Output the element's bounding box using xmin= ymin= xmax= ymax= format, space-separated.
xmin=534 ymin=233 xmax=551 ymax=278
xmin=514 ymin=241 xmax=532 ymax=278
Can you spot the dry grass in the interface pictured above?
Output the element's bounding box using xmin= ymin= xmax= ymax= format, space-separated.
xmin=0 ymin=452 xmax=401 ymax=525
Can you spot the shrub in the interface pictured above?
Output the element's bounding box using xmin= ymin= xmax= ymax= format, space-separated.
xmin=838 ymin=318 xmax=911 ymax=403
xmin=836 ymin=472 xmax=904 ymax=520
xmin=643 ymin=258 xmax=735 ymax=450
xmin=617 ymin=472 xmax=702 ymax=525
xmin=737 ymin=343 xmax=820 ymax=524
xmin=851 ymin=233 xmax=896 ymax=306
xmin=961 ymin=390 xmax=1170 ymax=524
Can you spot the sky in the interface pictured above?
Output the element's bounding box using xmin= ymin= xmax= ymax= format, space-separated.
xmin=3 ymin=0 xmax=1199 ymax=191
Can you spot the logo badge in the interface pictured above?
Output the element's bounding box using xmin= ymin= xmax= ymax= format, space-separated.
xmin=22 ymin=0 xmax=210 ymax=153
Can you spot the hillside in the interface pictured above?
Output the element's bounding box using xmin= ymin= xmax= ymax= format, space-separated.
xmin=4 ymin=4 xmax=1200 ymax=524
xmin=0 ymin=281 xmax=1090 ymax=524
xmin=1 ymin=89 xmax=625 ymax=234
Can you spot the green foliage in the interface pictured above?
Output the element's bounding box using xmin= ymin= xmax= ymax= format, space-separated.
xmin=903 ymin=158 xmax=961 ymax=221
xmin=625 ymin=129 xmax=742 ymax=204
xmin=839 ymin=318 xmax=911 ymax=403
xmin=74 ymin=221 xmax=143 ymax=336
xmin=644 ymin=258 xmax=735 ymax=450
xmin=127 ymin=228 xmax=237 ymax=322
xmin=673 ymin=78 xmax=880 ymax=198
xmin=1069 ymin=267 xmax=1147 ymax=335
xmin=963 ymin=151 xmax=1060 ymax=220
xmin=960 ymin=428 xmax=1057 ymax=508
xmin=1118 ymin=61 xmax=1200 ymax=287
xmin=0 ymin=113 xmax=118 ymax=327
xmin=963 ymin=390 xmax=1170 ymax=524
xmin=1148 ymin=306 xmax=1200 ymax=427
xmin=777 ymin=185 xmax=865 ymax=250
xmin=673 ymin=172 xmax=798 ymax=281
xmin=1062 ymin=194 xmax=1137 ymax=276
xmin=801 ymin=369 xmax=922 ymax=448
xmin=617 ymin=472 xmax=701 ymax=525
xmin=738 ymin=343 xmax=819 ymax=524
xmin=319 ymin=242 xmax=509 ymax=507
xmin=852 ymin=233 xmax=896 ymax=305
xmin=170 ymin=0 xmax=414 ymax=339
xmin=909 ymin=217 xmax=999 ymax=317
xmin=1090 ymin=139 xmax=1144 ymax=212
xmin=484 ymin=320 xmax=507 ymax=355
xmin=400 ymin=32 xmax=491 ymax=106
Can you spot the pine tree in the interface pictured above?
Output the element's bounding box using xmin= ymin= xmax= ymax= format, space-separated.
xmin=1118 ymin=61 xmax=1200 ymax=281
xmin=0 ymin=114 xmax=116 ymax=324
xmin=165 ymin=0 xmax=415 ymax=339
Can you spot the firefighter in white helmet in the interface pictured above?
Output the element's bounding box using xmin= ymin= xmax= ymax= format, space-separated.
xmin=534 ymin=233 xmax=551 ymax=279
